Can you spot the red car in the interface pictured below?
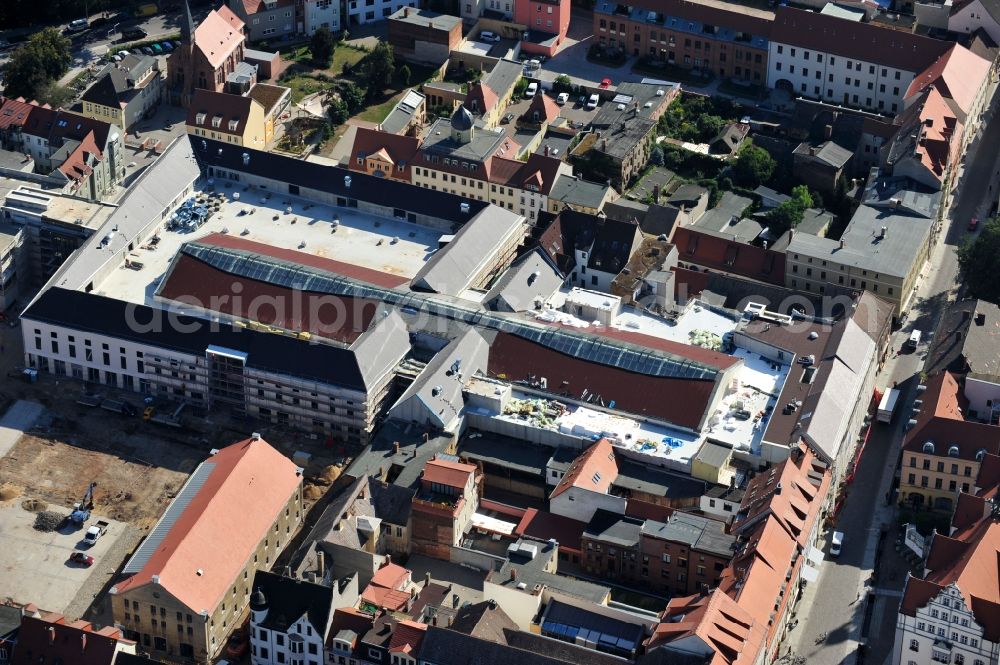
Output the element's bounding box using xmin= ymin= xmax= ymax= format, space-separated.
xmin=969 ymin=217 xmax=979 ymax=232
xmin=599 ymin=77 xmax=613 ymax=89
xmin=69 ymin=552 xmax=94 ymax=567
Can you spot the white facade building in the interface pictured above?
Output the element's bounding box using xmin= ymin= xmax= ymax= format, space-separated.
xmin=893 ymin=583 xmax=1000 ymax=665
xmin=302 ymin=0 xmax=341 ymax=34
xmin=346 ymin=0 xmax=417 ymax=25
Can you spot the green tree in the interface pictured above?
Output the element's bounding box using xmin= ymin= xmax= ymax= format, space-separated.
xmin=1 ymin=28 xmax=71 ymax=100
xmin=553 ymin=74 xmax=573 ymax=95
xmin=363 ymin=42 xmax=395 ymax=98
xmin=399 ymin=64 xmax=411 ymax=87
xmin=648 ymin=144 xmax=665 ymax=167
xmin=734 ymin=144 xmax=775 ymax=188
xmin=339 ymin=81 xmax=365 ymax=113
xmin=310 ymin=26 xmax=336 ymax=66
xmin=513 ymin=77 xmax=529 ymax=99
xmin=766 ymin=185 xmax=813 ymax=236
xmin=327 ymin=98 xmax=350 ymax=125
xmin=790 ymin=184 xmax=813 ymax=209
xmin=959 ymin=217 xmax=1000 ymax=302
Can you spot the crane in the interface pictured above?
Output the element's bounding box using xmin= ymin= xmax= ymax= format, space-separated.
xmin=68 ymin=482 xmax=96 ymax=527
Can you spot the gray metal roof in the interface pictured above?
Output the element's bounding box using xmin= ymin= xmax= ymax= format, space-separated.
xmin=494 ymin=539 xmax=610 ymax=603
xmin=387 ymin=326 xmax=489 ymax=428
xmin=787 ymin=202 xmax=933 ymax=278
xmin=380 ymin=89 xmax=425 ymax=134
xmin=123 ymin=461 xmax=216 ymax=574
xmin=482 ymin=59 xmax=524 ymax=100
xmin=181 ymin=241 xmax=724 ymax=380
xmin=411 ymin=205 xmax=525 ymax=295
xmin=350 ymin=309 xmax=411 ymax=389
xmin=484 ymin=247 xmax=564 ymax=312
xmin=548 ymin=174 xmax=614 ymax=210
xmin=389 ymin=6 xmax=461 ymax=29
xmin=583 ymin=510 xmax=643 ymax=547
xmin=459 ymin=435 xmax=553 ymax=476
xmin=641 ymin=511 xmax=736 ymax=557
xmin=692 ymin=192 xmax=753 ymax=231
xmin=421 ymin=117 xmax=509 ymax=163
xmin=793 ymin=140 xmax=853 ymax=169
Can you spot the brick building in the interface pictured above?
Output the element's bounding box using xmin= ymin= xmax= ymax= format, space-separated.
xmin=581 ymin=509 xmax=735 ymax=596
xmin=410 ymin=456 xmax=483 ymax=559
xmin=593 ymin=0 xmax=773 ymax=83
xmin=168 ymin=3 xmax=251 ymax=107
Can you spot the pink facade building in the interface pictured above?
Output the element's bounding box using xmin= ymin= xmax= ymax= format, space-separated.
xmin=514 ymin=0 xmax=570 ymax=57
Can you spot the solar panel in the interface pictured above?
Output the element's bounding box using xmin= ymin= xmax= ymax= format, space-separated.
xmin=183 ymin=243 xmax=721 ymax=381
xmin=122 ymin=461 xmax=217 ymax=574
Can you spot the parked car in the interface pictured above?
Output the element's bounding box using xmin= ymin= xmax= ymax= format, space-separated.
xmin=479 ymin=31 xmax=501 ymax=42
xmin=118 ymin=50 xmax=130 ymax=58
xmin=501 ymin=112 xmax=514 ymax=124
xmin=172 ymin=40 xmax=182 ymax=48
xmin=525 ymin=81 xmax=538 ymax=98
xmin=599 ymin=77 xmax=613 ymax=89
xmin=968 ymin=217 xmax=979 ymax=232
xmin=67 ymin=18 xmax=90 ymax=33
xmin=141 ymin=46 xmax=154 ymax=55
xmin=830 ymin=531 xmax=844 ymax=557
xmin=69 ymin=552 xmax=95 ymax=567
xmin=161 ymin=41 xmax=173 ymax=51
xmin=151 ymin=43 xmax=162 ymax=53
xmin=556 ymin=92 xmax=569 ymax=105
xmin=586 ymin=94 xmax=599 ymax=110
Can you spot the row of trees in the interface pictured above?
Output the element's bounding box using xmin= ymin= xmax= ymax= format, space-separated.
xmin=2 ymin=28 xmax=74 ymax=103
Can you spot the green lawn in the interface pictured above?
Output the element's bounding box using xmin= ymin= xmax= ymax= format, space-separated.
xmin=282 ymin=75 xmax=336 ymax=104
xmin=356 ymin=92 xmax=405 ymax=123
xmin=281 ymin=44 xmax=366 ymax=76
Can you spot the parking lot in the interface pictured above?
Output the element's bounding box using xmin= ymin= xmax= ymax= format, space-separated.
xmin=0 ymin=502 xmax=137 ymax=616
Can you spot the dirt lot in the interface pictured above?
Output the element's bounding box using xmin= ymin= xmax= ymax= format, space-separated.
xmin=0 ymin=426 xmax=196 ymax=529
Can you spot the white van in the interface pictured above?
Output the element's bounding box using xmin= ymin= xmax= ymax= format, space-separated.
xmin=830 ymin=531 xmax=844 ymax=557
xmin=480 ymin=31 xmax=501 ymax=42
xmin=586 ymin=93 xmax=599 ymax=110
xmin=525 ymin=82 xmax=538 ymax=98
xmin=906 ymin=329 xmax=922 ymax=350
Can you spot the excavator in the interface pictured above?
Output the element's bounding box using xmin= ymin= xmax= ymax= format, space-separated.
xmin=67 ymin=482 xmax=96 ymax=528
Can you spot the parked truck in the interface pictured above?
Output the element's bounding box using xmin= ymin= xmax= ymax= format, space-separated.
xmin=84 ymin=520 xmax=110 ymax=546
xmin=877 ymin=388 xmax=901 ymax=424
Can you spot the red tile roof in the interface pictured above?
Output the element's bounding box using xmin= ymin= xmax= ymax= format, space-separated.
xmin=904 ymin=44 xmax=991 ymax=116
xmin=422 ymin=457 xmax=476 ymax=489
xmin=515 ymin=508 xmax=586 ymax=554
xmin=466 ymin=83 xmax=498 ymax=116
xmin=520 ymin=93 xmax=561 ymax=125
xmin=111 ymin=438 xmax=302 ymax=613
xmin=11 ymin=613 xmax=133 ymax=665
xmin=550 ymin=439 xmax=618 ymax=498
xmin=903 ymin=372 xmax=1000 ymax=461
xmin=187 ymin=89 xmax=257 ymax=137
xmin=158 ymin=253 xmax=381 ymax=344
xmin=388 ymin=620 xmax=427 ymax=654
xmin=56 ymin=130 xmax=100 ymax=186
xmin=371 ymin=562 xmax=411 ymax=590
xmin=734 ymin=443 xmax=830 ymax=547
xmin=900 ymin=517 xmax=1000 ymax=641
xmin=489 ymin=153 xmax=564 ymax=196
xmin=672 ymin=226 xmax=786 ymax=285
xmin=486 ymin=331 xmax=722 ymax=429
xmin=361 ymin=585 xmax=411 ymax=612
xmin=771 ymin=6 xmax=950 ymax=72
xmin=196 ymin=8 xmax=246 ymax=69
xmin=649 ymin=590 xmax=762 ymax=665
xmin=232 ymin=0 xmax=295 ymax=14
xmin=195 ymin=232 xmax=410 ymax=288
xmin=348 ymin=126 xmax=420 ymax=182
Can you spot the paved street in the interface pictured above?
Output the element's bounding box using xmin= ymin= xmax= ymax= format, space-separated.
xmin=785 ymin=81 xmax=1000 ymax=665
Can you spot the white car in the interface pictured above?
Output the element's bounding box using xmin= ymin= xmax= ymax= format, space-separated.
xmin=556 ymin=92 xmax=569 ymax=105
xmin=525 ymin=82 xmax=538 ymax=98
xmin=586 ymin=94 xmax=599 ymax=110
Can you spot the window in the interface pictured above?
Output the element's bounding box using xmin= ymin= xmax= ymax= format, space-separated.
xmin=909 ymin=640 xmax=919 ymax=652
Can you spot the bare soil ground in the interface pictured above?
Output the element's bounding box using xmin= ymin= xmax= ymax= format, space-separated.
xmin=0 ymin=420 xmax=197 ymax=529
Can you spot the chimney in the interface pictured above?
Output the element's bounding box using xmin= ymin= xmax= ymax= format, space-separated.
xmin=839 ymin=239 xmax=845 ymax=249
xmin=316 ymin=549 xmax=325 ymax=578
xmin=385 ymin=554 xmax=392 ymax=566
xmin=425 ymin=572 xmax=432 ymax=587
xmin=447 ymin=616 xmax=453 ymax=627
xmin=809 ymin=146 xmax=819 ymax=156
xmin=49 ymin=627 xmax=56 ymax=644
xmin=880 ymin=226 xmax=887 ymax=239
xmin=824 ymin=124 xmax=832 ymax=140
xmin=410 ymin=587 xmax=418 ymax=599
xmin=432 ymin=616 xmax=438 ymax=626
xmin=404 ymin=6 xmax=409 ymax=15
xmin=602 ymin=138 xmax=608 ymax=151
xmin=509 ymin=568 xmax=517 ymax=581
xmin=393 ymin=441 xmax=400 ymax=455
xmin=544 ymin=144 xmax=550 ymax=156
xmin=81 ymin=634 xmax=87 ymax=653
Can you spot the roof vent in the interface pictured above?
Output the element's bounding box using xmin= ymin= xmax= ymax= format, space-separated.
xmin=252 ymin=432 xmax=262 ymax=440
xmin=344 ymin=175 xmax=352 ymax=188
xmin=209 ymin=448 xmax=220 ymax=455
xmin=196 ymin=569 xmax=203 ymax=576
xmin=460 ymin=202 xmax=471 ymax=214
xmin=152 ymin=575 xmax=160 ymax=584
xmin=432 ymin=385 xmax=443 ymax=396
xmin=241 ymin=152 xmax=250 ymax=166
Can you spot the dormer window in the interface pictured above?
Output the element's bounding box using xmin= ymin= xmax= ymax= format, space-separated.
xmin=196 ymin=112 xmax=207 ymax=125
xmin=923 ymin=441 xmax=935 ymax=454
xmin=228 ymin=119 xmax=239 ymax=131
xmin=211 ymin=115 xmax=222 ymax=128
xmin=948 ymin=445 xmax=960 ymax=458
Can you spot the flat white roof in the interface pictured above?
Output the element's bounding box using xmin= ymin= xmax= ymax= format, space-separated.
xmin=96 ymin=183 xmax=442 ymax=305
xmin=705 ymin=348 xmax=790 ymax=453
